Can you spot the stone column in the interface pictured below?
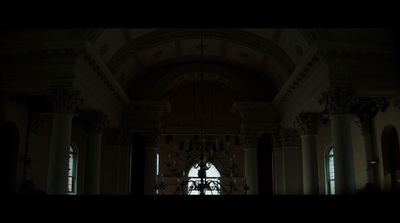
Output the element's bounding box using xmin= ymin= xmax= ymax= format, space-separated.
xmin=241 ymin=131 xmax=259 ymax=195
xmin=101 ymin=127 xmax=132 ymax=194
xmin=83 ymin=110 xmax=108 ymax=195
xmin=272 ymin=128 xmax=301 ymax=195
xmin=294 ymin=111 xmax=323 ymax=194
xmin=47 ymin=89 xmax=81 ymax=195
xmin=319 ymin=88 xmax=358 ymax=194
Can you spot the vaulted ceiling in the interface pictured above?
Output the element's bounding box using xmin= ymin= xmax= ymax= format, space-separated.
xmin=1 ymin=28 xmax=396 ymax=104
xmin=86 ymin=28 xmax=317 ymax=101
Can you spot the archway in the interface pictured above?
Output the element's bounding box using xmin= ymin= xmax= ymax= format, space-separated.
xmin=381 ymin=125 xmax=400 ymax=192
xmin=187 ymin=162 xmax=221 ymax=195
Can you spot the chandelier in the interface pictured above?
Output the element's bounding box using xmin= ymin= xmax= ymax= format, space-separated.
xmin=153 ymin=29 xmax=249 ymax=195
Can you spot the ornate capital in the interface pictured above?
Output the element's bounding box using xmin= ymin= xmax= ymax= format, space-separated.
xmin=240 ymin=131 xmax=260 ymax=148
xmin=318 ymin=88 xmax=358 ymax=116
xmin=83 ymin=110 xmax=109 ymax=134
xmin=273 ymin=128 xmax=299 ymax=148
xmin=293 ymin=111 xmax=323 ymax=135
xmin=49 ymin=88 xmax=83 ymax=114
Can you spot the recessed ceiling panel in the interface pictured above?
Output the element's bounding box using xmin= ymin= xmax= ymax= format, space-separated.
xmin=138 ymin=42 xmax=177 ymax=68
xmin=225 ymin=42 xmax=264 ymax=70
xmin=180 ymin=38 xmax=222 ymax=57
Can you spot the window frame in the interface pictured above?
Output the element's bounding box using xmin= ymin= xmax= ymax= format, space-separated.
xmin=325 ymin=146 xmax=335 ymax=195
xmin=68 ymin=144 xmax=78 ymax=195
xmin=187 ymin=162 xmax=221 ymax=195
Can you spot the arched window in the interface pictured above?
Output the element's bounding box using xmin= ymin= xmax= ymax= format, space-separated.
xmin=188 ymin=162 xmax=221 ymax=195
xmin=68 ymin=144 xmax=78 ymax=194
xmin=325 ymin=146 xmax=335 ymax=195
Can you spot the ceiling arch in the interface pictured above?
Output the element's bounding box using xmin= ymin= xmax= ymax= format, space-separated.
xmin=88 ymin=28 xmax=307 ymax=102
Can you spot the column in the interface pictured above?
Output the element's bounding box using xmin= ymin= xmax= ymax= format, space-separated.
xmin=272 ymin=131 xmax=284 ymax=194
xmin=47 ymin=89 xmax=81 ymax=195
xmin=101 ymin=127 xmax=132 ymax=194
xmin=272 ymin=128 xmax=302 ymax=194
xmin=241 ymin=131 xmax=259 ymax=195
xmin=143 ymin=131 xmax=160 ymax=195
xmin=231 ymin=102 xmax=279 ymax=195
xmin=356 ymin=98 xmax=381 ymax=188
xmin=294 ymin=111 xmax=323 ymax=194
xmin=122 ymin=101 xmax=171 ymax=195
xmin=319 ymin=88 xmax=358 ymax=194
xmin=83 ymin=110 xmax=108 ymax=194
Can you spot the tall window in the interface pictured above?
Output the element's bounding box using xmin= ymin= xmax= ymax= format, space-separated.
xmin=188 ymin=162 xmax=221 ymax=195
xmin=326 ymin=146 xmax=335 ymax=195
xmin=68 ymin=144 xmax=77 ymax=194
xmin=156 ymin=153 xmax=160 ymax=176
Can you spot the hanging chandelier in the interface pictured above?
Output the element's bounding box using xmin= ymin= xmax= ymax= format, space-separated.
xmin=153 ymin=29 xmax=249 ymax=195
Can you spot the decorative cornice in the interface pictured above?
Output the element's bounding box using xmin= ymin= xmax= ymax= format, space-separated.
xmin=272 ymin=43 xmax=325 ymax=110
xmin=272 ymin=41 xmax=397 ymax=111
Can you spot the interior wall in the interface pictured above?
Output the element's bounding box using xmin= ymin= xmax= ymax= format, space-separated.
xmin=372 ymin=104 xmax=400 ymax=191
xmin=0 ymin=97 xmax=28 ymax=194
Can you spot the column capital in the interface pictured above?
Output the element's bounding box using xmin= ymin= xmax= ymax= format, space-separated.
xmin=272 ymin=128 xmax=300 ymax=148
xmin=240 ymin=131 xmax=260 ymax=148
xmin=49 ymin=88 xmax=83 ymax=114
xmin=294 ymin=111 xmax=323 ymax=135
xmin=83 ymin=109 xmax=109 ymax=134
xmin=318 ymin=88 xmax=358 ymax=116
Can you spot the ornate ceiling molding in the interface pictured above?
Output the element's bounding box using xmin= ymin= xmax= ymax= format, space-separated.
xmin=272 ymin=41 xmax=397 ymax=111
xmin=106 ymin=28 xmax=296 ymax=76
